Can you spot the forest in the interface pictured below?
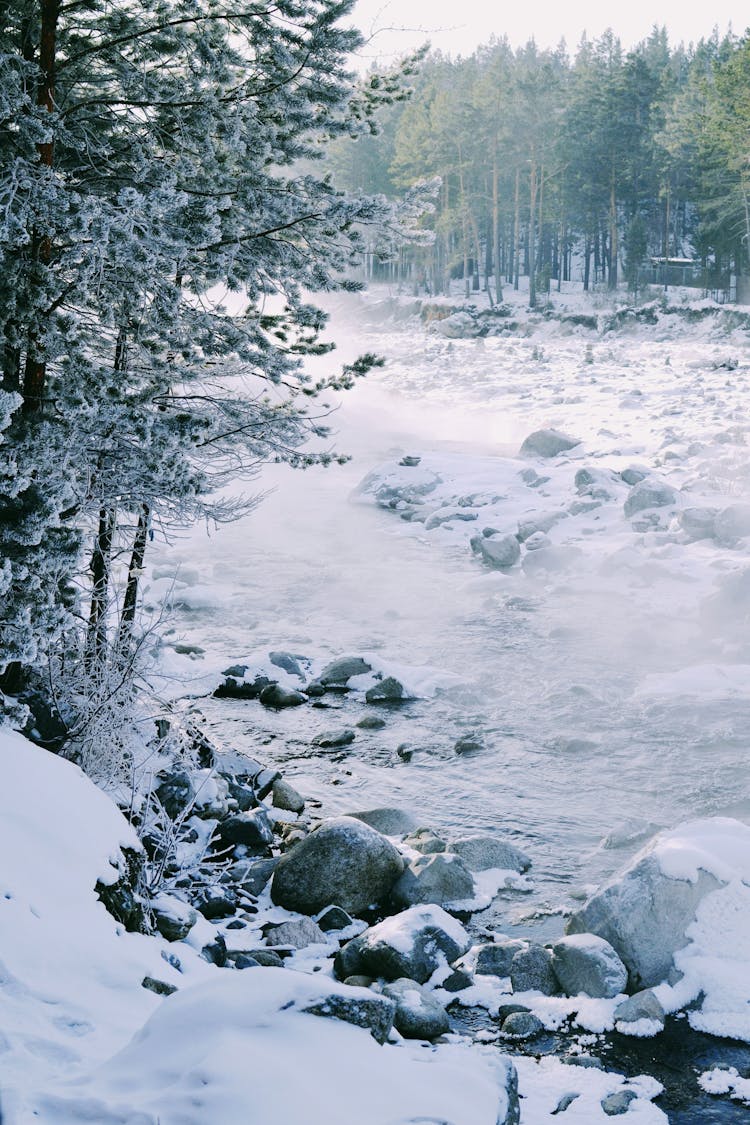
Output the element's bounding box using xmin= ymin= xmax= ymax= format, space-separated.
xmin=330 ymin=27 xmax=750 ymax=306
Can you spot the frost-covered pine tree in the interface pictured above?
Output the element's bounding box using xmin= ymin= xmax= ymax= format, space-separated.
xmin=0 ymin=1 xmax=420 ymax=738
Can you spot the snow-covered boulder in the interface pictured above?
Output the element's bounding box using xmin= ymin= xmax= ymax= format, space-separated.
xmin=393 ymin=852 xmax=475 ymax=908
xmin=623 ymin=478 xmax=678 ymax=518
xmin=551 ymin=934 xmax=628 ymax=999
xmin=510 ymin=943 xmax=559 ymax=995
xmin=335 ymin=904 xmax=471 ymax=984
xmin=382 ymin=977 xmax=451 ymax=1039
xmin=270 ymin=816 xmax=405 ymax=916
xmin=713 ymin=503 xmax=750 ymax=544
xmin=520 ymin=429 xmax=581 ymax=458
xmin=471 ymin=532 xmax=521 ymax=569
xmin=433 ymin=310 xmax=481 ymax=338
xmin=566 ymin=819 xmax=750 ymax=992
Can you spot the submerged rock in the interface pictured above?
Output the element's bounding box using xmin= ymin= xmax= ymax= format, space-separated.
xmin=365 ymin=676 xmax=409 ymax=703
xmin=449 ymin=835 xmax=531 ymax=874
xmin=319 ymin=656 xmax=372 ymax=685
xmin=271 ymin=816 xmax=404 ymax=916
xmin=350 ymin=807 xmax=419 ymax=836
xmin=258 ymin=684 xmax=307 ymax=709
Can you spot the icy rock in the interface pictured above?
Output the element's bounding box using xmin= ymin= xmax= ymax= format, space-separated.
xmin=551 ymin=934 xmax=627 ymax=998
xmin=442 ymin=967 xmax=474 ymax=992
xmin=501 ymin=1011 xmax=545 ymax=1040
xmin=302 ymin=990 xmax=396 ymax=1045
xmin=271 ymin=816 xmax=405 ymax=916
xmin=623 ymin=479 xmax=677 ymax=518
xmin=95 ymin=846 xmax=147 ymax=933
xmin=454 ymin=734 xmax=484 ymax=755
xmin=382 ymin=978 xmax=450 ymax=1039
xmin=258 ymin=683 xmax=307 ymax=709
xmin=614 ymin=989 xmax=665 ymax=1030
xmin=268 ymin=650 xmax=306 ymax=678
xmin=142 ymin=975 xmax=178 ymax=997
xmin=517 ymin=512 xmax=566 ymax=540
xmin=510 ymin=944 xmax=558 ymax=995
xmin=365 ymin=676 xmax=409 ymax=703
xmin=475 ymin=940 xmax=527 ymax=978
xmin=620 ymin=466 xmax=648 ymax=485
xmin=319 ymin=656 xmax=372 ymax=685
xmin=349 ymin=807 xmax=419 ymax=835
xmin=195 ymin=885 xmax=238 ymax=920
xmin=213 ymin=674 xmax=273 ymax=699
xmin=392 ymin=852 xmax=475 ymax=908
xmin=601 ymin=1090 xmax=638 ymax=1115
xmin=312 ymin=728 xmax=356 ymax=749
xmin=433 ymin=311 xmax=481 ymax=338
xmin=200 ymin=933 xmax=227 ymax=965
xmin=566 ymin=840 xmax=724 ymax=989
xmin=524 ymin=531 xmax=549 ymax=550
xmin=271 ymin=777 xmax=305 ymax=813
xmin=216 ymin=808 xmax=274 ymax=850
xmin=448 ymin=835 xmax=531 ymax=874
xmin=424 ymin=506 xmax=479 ymax=530
xmin=334 ymin=904 xmax=471 ymax=984
xmin=356 ymin=715 xmax=387 ymax=730
xmin=713 ymin=503 xmax=750 ymax=543
xmin=265 ymin=917 xmax=328 ymax=950
xmin=471 ymin=532 xmax=521 ymax=569
xmin=151 ymin=893 xmax=197 ymax=942
xmin=228 ymin=857 xmax=278 ymax=896
xmin=520 ymin=429 xmax=581 ymax=458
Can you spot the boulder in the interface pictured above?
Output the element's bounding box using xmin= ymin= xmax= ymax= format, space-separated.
xmin=365 ymin=676 xmax=409 ymax=703
xmin=228 ymin=857 xmax=278 ymax=897
xmin=319 ymin=656 xmax=372 ymax=685
xmin=265 ymin=917 xmax=328 ymax=950
xmin=510 ymin=944 xmax=558 ymax=995
xmin=356 ymin=715 xmax=387 ymax=731
xmin=334 ymin=904 xmax=470 ymax=984
xmin=448 ymin=835 xmax=531 ymax=874
xmin=520 ymin=429 xmax=581 ymax=458
xmin=316 ymin=905 xmax=354 ymax=932
xmin=216 ymin=808 xmax=274 ymax=850
xmin=475 ymin=940 xmax=526 ymax=978
xmin=382 ymin=978 xmax=450 ymax=1039
xmin=312 ymin=729 xmax=356 ymax=749
xmin=501 ymin=1011 xmax=545 ymax=1040
xmin=194 ymin=884 xmax=238 ymax=921
xmin=270 ymin=816 xmax=405 ymax=916
xmin=601 ymin=1091 xmax=638 ymax=1116
xmin=213 ymin=674 xmax=273 ymax=700
xmin=614 ymin=989 xmax=665 ymax=1033
xmin=405 ymin=829 xmax=447 ymax=855
xmin=471 ymin=533 xmax=521 ymax=569
xmin=392 ymin=852 xmax=475 ymax=908
xmin=679 ymin=507 xmax=718 ymax=541
xmin=271 ymin=778 xmax=305 ymax=814
xmin=269 ymin=651 xmax=306 ymax=678
xmin=620 ymin=467 xmax=648 ymax=486
xmin=258 ymin=684 xmax=307 ymax=709
xmin=565 ymin=834 xmax=724 ymax=989
xmin=424 ymin=506 xmax=479 ymax=530
xmin=551 ymin=934 xmax=627 ymax=998
xmin=302 ymin=990 xmax=396 ymax=1045
xmin=151 ymin=893 xmax=197 ymax=942
xmin=349 ymin=807 xmax=419 ymax=836
xmin=155 ymin=770 xmax=196 ymax=820
xmin=623 ymin=479 xmax=677 ymax=518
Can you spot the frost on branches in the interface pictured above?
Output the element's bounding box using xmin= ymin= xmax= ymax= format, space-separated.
xmin=0 ymin=0 xmax=426 ymax=757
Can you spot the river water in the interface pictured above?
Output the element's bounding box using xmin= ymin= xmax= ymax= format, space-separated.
xmin=153 ymin=289 xmax=750 ymax=941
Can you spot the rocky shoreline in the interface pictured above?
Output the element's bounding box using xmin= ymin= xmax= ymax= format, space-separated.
xmin=89 ymin=646 xmax=750 ymax=1122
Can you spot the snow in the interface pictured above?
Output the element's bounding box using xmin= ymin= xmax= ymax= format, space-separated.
xmin=514 ymin=1057 xmax=667 ymax=1123
xmin=653 ymin=817 xmax=750 ymax=884
xmin=699 ymin=1066 xmax=750 ymax=1105
xmin=367 ymin=903 xmax=470 ymax=955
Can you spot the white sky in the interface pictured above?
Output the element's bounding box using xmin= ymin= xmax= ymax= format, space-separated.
xmin=350 ymin=0 xmax=746 ymax=67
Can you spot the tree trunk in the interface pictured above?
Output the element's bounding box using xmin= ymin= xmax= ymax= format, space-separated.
xmin=86 ymin=508 xmax=116 ymax=668
xmin=22 ymin=0 xmax=61 ymax=414
xmin=513 ymin=167 xmax=521 ymax=291
xmin=493 ymin=153 xmax=502 ymax=303
xmin=528 ymin=160 xmax=538 ymax=309
xmin=117 ymin=503 xmax=151 ymax=657
xmin=608 ymin=166 xmax=618 ymax=290
xmin=584 ymin=235 xmax=591 ymax=291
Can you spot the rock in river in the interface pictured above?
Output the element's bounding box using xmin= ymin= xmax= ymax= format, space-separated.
xmin=271 ymin=816 xmax=404 ymax=916
xmin=335 ymin=904 xmax=470 ymax=984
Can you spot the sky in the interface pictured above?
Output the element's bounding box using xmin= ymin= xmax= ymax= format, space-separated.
xmin=350 ymin=0 xmax=745 ymax=67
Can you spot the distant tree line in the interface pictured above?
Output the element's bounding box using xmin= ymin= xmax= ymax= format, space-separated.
xmin=330 ymin=27 xmax=750 ymax=305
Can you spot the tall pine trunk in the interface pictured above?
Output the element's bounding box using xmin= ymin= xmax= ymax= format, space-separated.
xmin=528 ymin=160 xmax=538 ymax=309
xmin=608 ymin=166 xmax=618 ymax=290
xmin=513 ymin=167 xmax=521 ymax=291
xmin=117 ymin=504 xmax=151 ymax=660
xmin=492 ymin=152 xmax=502 ymax=303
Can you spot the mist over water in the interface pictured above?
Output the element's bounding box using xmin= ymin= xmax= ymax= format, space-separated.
xmin=155 ymin=291 xmax=750 ymax=936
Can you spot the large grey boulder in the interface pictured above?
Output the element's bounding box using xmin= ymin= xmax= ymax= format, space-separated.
xmin=382 ymin=978 xmax=450 ymax=1039
xmin=614 ymin=989 xmax=665 ymax=1032
xmin=349 ymin=807 xmax=419 ymax=836
xmin=265 ymin=917 xmax=328 ymax=949
xmin=334 ymin=904 xmax=470 ymax=984
xmin=434 ymin=311 xmax=481 ymax=338
xmin=475 ymin=940 xmax=526 ymax=978
xmin=270 ymin=816 xmax=404 ymax=916
xmin=449 ymin=835 xmax=531 ymax=874
xmin=566 ymin=849 xmax=722 ymax=989
xmin=471 ymin=533 xmax=521 ymax=569
xmin=510 ymin=944 xmax=558 ymax=995
xmin=151 ymin=893 xmax=197 ymax=942
xmin=552 ymin=934 xmax=627 ymax=998
xmin=623 ymin=479 xmax=677 ymax=518
xmin=520 ymin=429 xmax=581 ymax=458
xmin=392 ymin=852 xmax=475 ymax=908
